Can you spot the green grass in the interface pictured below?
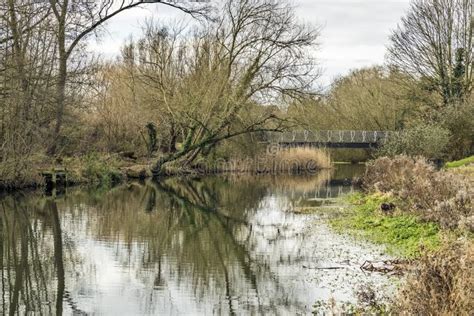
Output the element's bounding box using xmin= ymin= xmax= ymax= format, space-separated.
xmin=331 ymin=193 xmax=441 ymax=258
xmin=445 ymin=156 xmax=474 ymax=169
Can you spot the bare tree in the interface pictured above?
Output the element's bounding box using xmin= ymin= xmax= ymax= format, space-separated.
xmin=46 ymin=0 xmax=211 ymax=154
xmin=387 ymin=0 xmax=473 ymax=107
xmin=2 ymin=1 xmax=54 ymax=122
xmin=0 ymin=1 xmax=58 ymax=184
xmin=120 ymin=0 xmax=320 ymax=175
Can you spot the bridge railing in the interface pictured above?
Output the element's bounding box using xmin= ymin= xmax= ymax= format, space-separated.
xmin=263 ymin=130 xmax=398 ymax=144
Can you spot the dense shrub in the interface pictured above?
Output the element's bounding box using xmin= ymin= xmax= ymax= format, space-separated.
xmin=377 ymin=124 xmax=451 ymax=159
xmin=0 ymin=130 xmax=45 ymax=189
xmin=0 ymin=155 xmax=44 ymax=189
xmin=363 ymin=156 xmax=473 ymax=230
xmin=437 ymin=100 xmax=474 ymax=159
xmin=396 ymin=240 xmax=473 ymax=315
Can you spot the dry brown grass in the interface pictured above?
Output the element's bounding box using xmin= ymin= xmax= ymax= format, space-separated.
xmin=196 ymin=147 xmax=331 ymax=175
xmin=449 ymin=166 xmax=474 ymax=185
xmin=396 ymin=239 xmax=474 ymax=315
xmin=363 ymin=156 xmax=473 ymax=231
xmin=272 ymin=147 xmax=332 ymax=172
xmin=246 ymin=147 xmax=332 ymax=174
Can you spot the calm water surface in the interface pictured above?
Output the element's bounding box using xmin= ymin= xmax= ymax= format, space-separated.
xmin=1 ymin=165 xmax=394 ymax=315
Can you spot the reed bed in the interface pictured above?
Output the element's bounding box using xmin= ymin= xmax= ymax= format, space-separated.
xmin=199 ymin=147 xmax=332 ymax=175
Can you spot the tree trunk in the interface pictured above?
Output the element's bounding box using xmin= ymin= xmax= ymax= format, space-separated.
xmin=49 ymin=21 xmax=67 ymax=155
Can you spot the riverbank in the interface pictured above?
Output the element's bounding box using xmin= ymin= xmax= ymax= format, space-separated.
xmin=331 ymin=192 xmax=442 ymax=258
xmin=322 ymin=156 xmax=473 ymax=314
xmin=0 ymin=148 xmax=333 ymax=191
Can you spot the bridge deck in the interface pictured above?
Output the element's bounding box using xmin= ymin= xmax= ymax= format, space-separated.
xmin=277 ymin=142 xmax=380 ymax=148
xmin=263 ymin=130 xmax=396 ymax=149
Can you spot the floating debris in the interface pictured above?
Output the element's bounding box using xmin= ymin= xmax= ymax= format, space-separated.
xmin=360 ymin=259 xmax=411 ymax=275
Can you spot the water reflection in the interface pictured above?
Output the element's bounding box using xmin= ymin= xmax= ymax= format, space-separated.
xmin=1 ymin=170 xmax=390 ymax=315
xmin=0 ymin=196 xmax=66 ymax=315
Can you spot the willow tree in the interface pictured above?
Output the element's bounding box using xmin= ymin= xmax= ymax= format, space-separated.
xmin=387 ymin=0 xmax=473 ymax=107
xmin=125 ymin=0 xmax=320 ymax=175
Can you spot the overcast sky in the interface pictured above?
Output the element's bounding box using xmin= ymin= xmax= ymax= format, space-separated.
xmin=90 ymin=0 xmax=411 ymax=87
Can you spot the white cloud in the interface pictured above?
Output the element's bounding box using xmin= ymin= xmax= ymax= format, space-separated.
xmin=90 ymin=0 xmax=411 ymax=86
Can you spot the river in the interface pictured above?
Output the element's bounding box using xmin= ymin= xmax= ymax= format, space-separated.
xmin=0 ymin=165 xmax=396 ymax=315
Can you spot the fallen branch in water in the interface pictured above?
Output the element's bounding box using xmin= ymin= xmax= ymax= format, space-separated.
xmin=360 ymin=259 xmax=412 ymax=275
xmin=303 ymin=265 xmax=346 ymax=270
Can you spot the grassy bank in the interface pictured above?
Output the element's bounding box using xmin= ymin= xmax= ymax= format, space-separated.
xmin=445 ymin=155 xmax=474 ymax=169
xmin=327 ymin=156 xmax=473 ymax=314
xmin=332 ymin=156 xmax=473 ymax=255
xmin=445 ymin=156 xmax=474 ymax=183
xmin=331 ymin=193 xmax=442 ymax=258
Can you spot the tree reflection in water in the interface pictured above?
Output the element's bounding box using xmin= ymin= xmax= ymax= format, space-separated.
xmin=1 ymin=174 xmax=339 ymax=315
xmin=0 ymin=195 xmax=71 ymax=315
